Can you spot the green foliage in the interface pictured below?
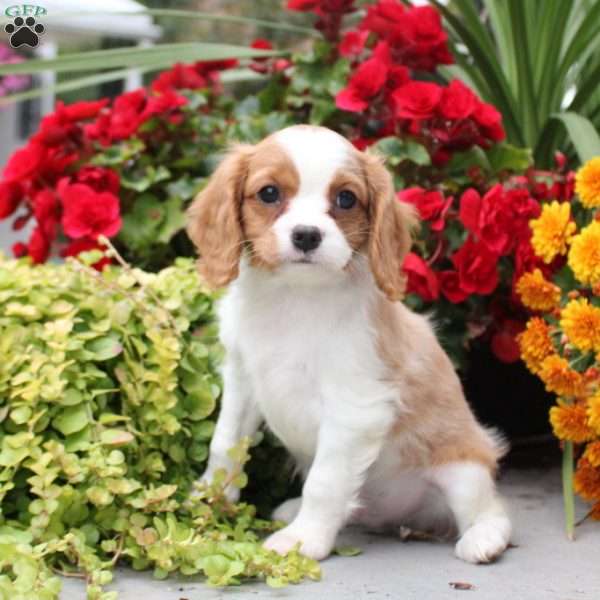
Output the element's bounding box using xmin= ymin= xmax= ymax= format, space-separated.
xmin=436 ymin=0 xmax=600 ymax=165
xmin=0 ymin=254 xmax=320 ymax=598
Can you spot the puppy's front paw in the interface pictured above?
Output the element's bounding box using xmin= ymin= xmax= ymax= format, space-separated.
xmin=264 ymin=524 xmax=333 ymax=561
xmin=455 ymin=517 xmax=511 ymax=564
xmin=272 ymin=497 xmax=302 ymax=523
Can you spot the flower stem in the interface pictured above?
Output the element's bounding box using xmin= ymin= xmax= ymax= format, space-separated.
xmin=562 ymin=441 xmax=575 ymax=541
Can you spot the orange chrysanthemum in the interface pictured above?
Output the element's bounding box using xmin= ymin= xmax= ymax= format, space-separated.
xmin=585 ymin=441 xmax=600 ymax=468
xmin=568 ymin=221 xmax=600 ymax=286
xmin=530 ymin=201 xmax=576 ymax=263
xmin=560 ymin=298 xmax=600 ymax=353
xmin=518 ymin=317 xmax=555 ymax=375
xmin=539 ymin=354 xmax=585 ymax=398
xmin=549 ymin=403 xmax=595 ymax=443
xmin=516 ymin=269 xmax=561 ymax=311
xmin=588 ymin=391 xmax=600 ymax=435
xmin=575 ymin=157 xmax=600 ymax=208
xmin=574 ymin=457 xmax=600 ymax=502
xmin=590 ymin=501 xmax=600 ymax=521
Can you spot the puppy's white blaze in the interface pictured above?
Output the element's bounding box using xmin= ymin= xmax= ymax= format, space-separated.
xmin=273 ymin=126 xmax=353 ymax=270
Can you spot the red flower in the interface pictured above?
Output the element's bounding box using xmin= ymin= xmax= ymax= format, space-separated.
xmin=491 ymin=320 xmax=524 ymax=363
xmin=403 ymin=252 xmax=440 ymax=302
xmin=61 ymin=99 xmax=109 ymax=122
xmin=251 ymin=38 xmax=273 ymax=51
xmin=360 ymin=1 xmax=452 ymax=71
xmin=451 ymin=237 xmax=499 ymax=295
xmin=151 ymin=64 xmax=207 ymax=93
xmin=32 ymin=189 xmax=59 ymax=240
xmin=336 ymin=41 xmax=392 ymax=112
xmin=59 ymin=182 xmax=121 ymax=240
xmin=460 ymin=185 xmax=539 ymax=256
xmin=439 ymin=270 xmax=469 ymax=303
xmin=438 ymin=80 xmax=477 ymax=120
xmin=72 ymin=167 xmax=120 ymax=195
xmin=143 ymin=89 xmax=188 ymax=119
xmin=398 ymin=187 xmax=452 ymax=232
xmin=27 ymin=226 xmax=51 ymax=263
xmin=287 ymin=0 xmax=318 ymax=10
xmin=33 ymin=100 xmax=108 ymax=147
xmin=339 ymin=30 xmax=368 ymax=56
xmin=0 ymin=181 xmax=23 ymax=218
xmin=61 ymin=238 xmax=112 ymax=271
xmin=12 ymin=242 xmax=28 ymax=258
xmin=2 ymin=143 xmax=45 ymax=182
xmin=392 ymin=81 xmax=443 ymax=120
xmin=473 ymin=101 xmax=505 ymax=142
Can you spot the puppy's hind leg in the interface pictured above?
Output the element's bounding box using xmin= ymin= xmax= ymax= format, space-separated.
xmin=430 ymin=462 xmax=511 ymax=564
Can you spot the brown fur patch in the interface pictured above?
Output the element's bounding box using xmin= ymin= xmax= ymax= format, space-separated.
xmin=327 ymin=165 xmax=370 ymax=252
xmin=371 ymin=294 xmax=502 ymax=473
xmin=186 ymin=144 xmax=252 ymax=288
xmin=360 ymin=152 xmax=419 ymax=302
xmin=241 ymin=137 xmax=300 ymax=270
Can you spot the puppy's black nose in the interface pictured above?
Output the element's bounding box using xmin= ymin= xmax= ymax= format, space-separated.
xmin=291 ymin=226 xmax=322 ymax=253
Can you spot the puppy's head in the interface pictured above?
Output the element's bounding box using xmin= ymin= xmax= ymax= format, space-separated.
xmin=187 ymin=125 xmax=417 ymax=300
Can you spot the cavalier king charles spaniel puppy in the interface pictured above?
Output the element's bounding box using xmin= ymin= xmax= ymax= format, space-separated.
xmin=187 ymin=125 xmax=511 ymax=564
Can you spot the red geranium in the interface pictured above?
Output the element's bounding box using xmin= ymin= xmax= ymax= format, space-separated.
xmin=339 ymin=30 xmax=369 ymax=57
xmin=72 ymin=166 xmax=120 ymax=195
xmin=398 ymin=187 xmax=452 ymax=232
xmin=59 ymin=181 xmax=121 ymax=240
xmin=439 ymin=270 xmax=469 ymax=303
xmin=27 ymin=226 xmax=51 ymax=263
xmin=392 ymin=81 xmax=443 ymax=120
xmin=438 ymin=79 xmax=477 ymax=120
xmin=403 ymin=252 xmax=440 ymax=301
xmin=451 ymin=237 xmax=499 ymax=295
xmin=0 ymin=181 xmax=22 ymax=218
xmin=2 ymin=143 xmax=45 ymax=182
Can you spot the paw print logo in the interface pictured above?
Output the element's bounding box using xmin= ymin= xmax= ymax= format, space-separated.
xmin=5 ymin=16 xmax=45 ymax=48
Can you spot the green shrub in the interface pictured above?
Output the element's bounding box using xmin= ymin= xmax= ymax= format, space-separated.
xmin=0 ymin=253 xmax=319 ymax=599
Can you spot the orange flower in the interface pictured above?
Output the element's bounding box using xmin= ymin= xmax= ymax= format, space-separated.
xmin=575 ymin=157 xmax=600 ymax=208
xmin=516 ymin=269 xmax=560 ymax=311
xmin=568 ymin=221 xmax=600 ymax=285
xmin=574 ymin=457 xmax=600 ymax=502
xmin=588 ymin=391 xmax=600 ymax=435
xmin=539 ymin=354 xmax=585 ymax=398
xmin=590 ymin=502 xmax=600 ymax=521
xmin=530 ymin=201 xmax=576 ymax=263
xmin=549 ymin=403 xmax=595 ymax=443
xmin=585 ymin=441 xmax=600 ymax=468
xmin=560 ymin=298 xmax=600 ymax=353
xmin=517 ymin=317 xmax=555 ymax=375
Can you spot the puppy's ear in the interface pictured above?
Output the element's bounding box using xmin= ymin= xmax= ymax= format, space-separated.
xmin=363 ymin=152 xmax=419 ymax=302
xmin=187 ymin=144 xmax=253 ymax=288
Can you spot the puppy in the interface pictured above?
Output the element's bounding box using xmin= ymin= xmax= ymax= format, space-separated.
xmin=187 ymin=125 xmax=511 ymax=564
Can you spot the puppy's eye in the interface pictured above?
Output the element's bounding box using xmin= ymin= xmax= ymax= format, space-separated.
xmin=258 ymin=185 xmax=280 ymax=204
xmin=336 ymin=190 xmax=357 ymax=209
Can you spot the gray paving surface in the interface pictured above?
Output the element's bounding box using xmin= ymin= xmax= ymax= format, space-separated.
xmin=60 ymin=467 xmax=600 ymax=599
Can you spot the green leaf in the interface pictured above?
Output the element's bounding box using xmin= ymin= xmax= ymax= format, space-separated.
xmin=373 ymin=137 xmax=430 ymax=166
xmin=52 ymin=405 xmax=89 ymax=436
xmin=0 ymin=43 xmax=287 ymax=76
xmin=86 ymin=336 xmax=123 ymax=361
xmin=486 ymin=143 xmax=532 ymax=173
xmin=551 ymin=112 xmax=600 ymax=162
xmin=100 ymin=429 xmax=135 ymax=447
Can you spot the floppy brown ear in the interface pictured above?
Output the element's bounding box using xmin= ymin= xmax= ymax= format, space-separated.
xmin=186 ymin=144 xmax=253 ymax=289
xmin=363 ymin=152 xmax=419 ymax=302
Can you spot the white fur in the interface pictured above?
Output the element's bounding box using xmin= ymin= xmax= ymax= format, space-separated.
xmin=198 ymin=126 xmax=511 ymax=563
xmin=272 ymin=127 xmax=354 ymax=272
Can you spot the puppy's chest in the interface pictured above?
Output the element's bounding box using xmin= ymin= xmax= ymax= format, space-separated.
xmin=225 ymin=286 xmax=377 ymax=463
